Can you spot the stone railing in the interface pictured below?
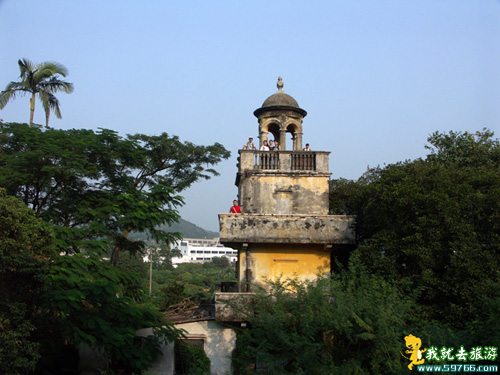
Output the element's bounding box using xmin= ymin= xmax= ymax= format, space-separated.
xmin=238 ymin=150 xmax=330 ymax=174
xmin=253 ymin=151 xmax=280 ymax=170
xmin=290 ymin=151 xmax=316 ymax=171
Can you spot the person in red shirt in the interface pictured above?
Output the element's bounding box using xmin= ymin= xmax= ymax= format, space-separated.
xmin=230 ymin=200 xmax=242 ymax=213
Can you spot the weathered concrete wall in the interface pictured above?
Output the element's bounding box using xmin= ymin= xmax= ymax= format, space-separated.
xmin=215 ymin=292 xmax=255 ymax=322
xmin=137 ymin=328 xmax=175 ymax=375
xmin=240 ymin=174 xmax=330 ymax=215
xmin=219 ymin=214 xmax=355 ymax=245
xmin=237 ymin=244 xmax=331 ymax=288
xmin=176 ymin=321 xmax=236 ymax=375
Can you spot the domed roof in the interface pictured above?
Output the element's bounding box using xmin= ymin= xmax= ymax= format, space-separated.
xmin=254 ymin=77 xmax=307 ymax=117
xmin=262 ymin=92 xmax=300 ymax=108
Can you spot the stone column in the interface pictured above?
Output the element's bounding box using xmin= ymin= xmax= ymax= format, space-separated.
xmin=295 ymin=131 xmax=303 ymax=151
xmin=279 ymin=129 xmax=287 ymax=151
xmin=259 ymin=131 xmax=268 ymax=147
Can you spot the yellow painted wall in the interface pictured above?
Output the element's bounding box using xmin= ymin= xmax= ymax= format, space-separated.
xmin=239 ymin=244 xmax=331 ymax=287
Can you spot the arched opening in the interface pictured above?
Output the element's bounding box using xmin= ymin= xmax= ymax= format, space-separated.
xmin=268 ymin=123 xmax=280 ymax=142
xmin=286 ymin=124 xmax=298 ymax=151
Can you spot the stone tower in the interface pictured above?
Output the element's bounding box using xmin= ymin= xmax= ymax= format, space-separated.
xmin=219 ymin=78 xmax=355 ymax=292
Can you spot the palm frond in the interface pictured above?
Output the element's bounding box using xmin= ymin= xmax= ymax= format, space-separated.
xmin=39 ymin=91 xmax=50 ymax=126
xmin=4 ymin=81 xmax=27 ymax=92
xmin=18 ymin=58 xmax=35 ymax=79
xmin=39 ymin=91 xmax=62 ymax=127
xmin=0 ymin=82 xmax=29 ymax=108
xmin=34 ymin=61 xmax=69 ymax=81
xmin=39 ymin=78 xmax=74 ymax=94
xmin=0 ymin=90 xmax=16 ymax=109
xmin=48 ymin=94 xmax=62 ymax=119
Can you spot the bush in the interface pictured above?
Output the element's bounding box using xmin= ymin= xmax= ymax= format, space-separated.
xmin=233 ymin=263 xmax=414 ymax=374
xmin=174 ymin=338 xmax=210 ymax=375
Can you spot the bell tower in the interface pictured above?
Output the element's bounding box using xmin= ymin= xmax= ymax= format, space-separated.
xmin=219 ymin=78 xmax=355 ymax=292
xmin=253 ymin=77 xmax=306 ymax=151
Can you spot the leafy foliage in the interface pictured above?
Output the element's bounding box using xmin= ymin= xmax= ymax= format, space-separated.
xmin=0 ymin=123 xmax=230 ymax=263
xmin=42 ymin=254 xmax=179 ymax=373
xmin=174 ymin=339 xmax=211 ymax=375
xmin=232 ymin=266 xmax=413 ymax=374
xmin=150 ymin=260 xmax=236 ymax=310
xmin=0 ymin=123 xmax=230 ymax=372
xmin=330 ymin=129 xmax=500 ymax=335
xmin=0 ymin=188 xmax=55 ymax=374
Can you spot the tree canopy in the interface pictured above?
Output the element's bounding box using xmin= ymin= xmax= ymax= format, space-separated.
xmin=0 ymin=122 xmax=230 ymax=263
xmin=0 ymin=122 xmax=230 ymax=373
xmin=0 ymin=188 xmax=55 ymax=374
xmin=330 ymin=129 xmax=499 ymax=339
xmin=232 ymin=268 xmax=413 ymax=374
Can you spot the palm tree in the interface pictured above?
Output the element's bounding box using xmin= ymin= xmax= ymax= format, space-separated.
xmin=0 ymin=58 xmax=73 ymax=127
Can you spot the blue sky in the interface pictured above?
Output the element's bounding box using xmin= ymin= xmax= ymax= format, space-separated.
xmin=1 ymin=0 xmax=499 ymax=231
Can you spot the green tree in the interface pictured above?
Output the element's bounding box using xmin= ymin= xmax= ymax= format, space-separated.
xmin=0 ymin=123 xmax=230 ymax=371
xmin=151 ymin=261 xmax=236 ymax=310
xmin=232 ymin=267 xmax=413 ymax=374
xmin=330 ymin=129 xmax=500 ymax=333
xmin=40 ymin=254 xmax=179 ymax=373
xmin=0 ymin=123 xmax=230 ymax=263
xmin=174 ymin=339 xmax=210 ymax=375
xmin=0 ymin=189 xmax=55 ymax=374
xmin=0 ymin=59 xmax=73 ymax=127
xmin=0 ymin=188 xmax=179 ymax=373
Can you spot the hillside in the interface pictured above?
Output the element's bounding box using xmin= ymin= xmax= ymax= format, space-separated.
xmin=163 ymin=218 xmax=219 ymax=239
xmin=129 ymin=218 xmax=219 ymax=241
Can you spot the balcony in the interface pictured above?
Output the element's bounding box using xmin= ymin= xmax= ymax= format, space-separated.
xmin=219 ymin=214 xmax=355 ymax=245
xmin=238 ymin=150 xmax=330 ymax=174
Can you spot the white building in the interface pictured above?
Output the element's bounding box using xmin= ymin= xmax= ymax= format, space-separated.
xmin=171 ymin=238 xmax=238 ymax=265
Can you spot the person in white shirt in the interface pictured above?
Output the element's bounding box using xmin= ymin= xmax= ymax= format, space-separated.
xmin=303 ymin=143 xmax=311 ymax=151
xmin=243 ymin=137 xmax=256 ymax=150
xmin=260 ymin=140 xmax=270 ymax=151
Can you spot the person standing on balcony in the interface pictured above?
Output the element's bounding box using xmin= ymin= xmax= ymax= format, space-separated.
xmin=243 ymin=137 xmax=256 ymax=150
xmin=260 ymin=140 xmax=270 ymax=151
xmin=274 ymin=140 xmax=280 ymax=151
xmin=230 ymin=200 xmax=242 ymax=213
xmin=268 ymin=140 xmax=276 ymax=150
xmin=303 ymin=143 xmax=311 ymax=151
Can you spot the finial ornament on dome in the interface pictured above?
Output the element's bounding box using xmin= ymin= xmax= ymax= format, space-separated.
xmin=277 ymin=76 xmax=284 ymax=92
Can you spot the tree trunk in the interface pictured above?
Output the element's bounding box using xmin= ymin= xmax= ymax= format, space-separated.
xmin=110 ymin=244 xmax=120 ymax=266
xmin=110 ymin=228 xmax=130 ymax=266
xmin=29 ymin=93 xmax=35 ymax=127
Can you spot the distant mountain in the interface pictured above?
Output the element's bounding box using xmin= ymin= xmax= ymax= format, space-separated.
xmin=129 ymin=218 xmax=218 ymax=241
xmin=162 ymin=218 xmax=219 ymax=239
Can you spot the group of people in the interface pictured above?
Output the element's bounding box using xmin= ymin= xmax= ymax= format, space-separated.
xmin=242 ymin=137 xmax=311 ymax=151
xmin=258 ymin=139 xmax=280 ymax=151
xmin=243 ymin=137 xmax=279 ymax=151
